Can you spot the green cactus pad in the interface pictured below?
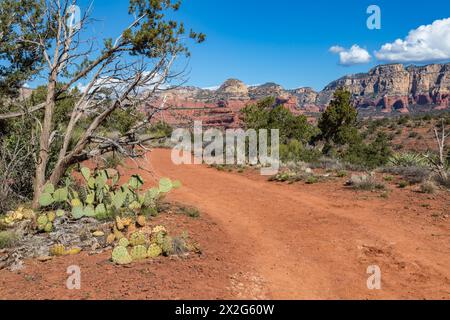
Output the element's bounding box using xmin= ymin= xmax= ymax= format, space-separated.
xmin=37 ymin=215 xmax=49 ymax=230
xmin=118 ymin=237 xmax=129 ymax=247
xmin=53 ymin=187 xmax=68 ymax=203
xmin=130 ymin=245 xmax=148 ymax=260
xmin=147 ymin=244 xmax=162 ymax=258
xmin=129 ymin=231 xmax=146 ymax=246
xmin=151 ymin=231 xmax=166 ymax=246
xmin=112 ymin=246 xmax=132 ymax=265
xmin=47 ymin=211 xmax=56 ymax=222
xmin=39 ymin=193 xmax=54 ymax=207
xmin=44 ymin=222 xmax=53 ymax=233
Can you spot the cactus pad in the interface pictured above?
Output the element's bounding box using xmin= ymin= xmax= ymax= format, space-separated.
xmin=130 ymin=245 xmax=148 ymax=260
xmin=147 ymin=244 xmax=162 ymax=258
xmin=129 ymin=231 xmax=146 ymax=246
xmin=112 ymin=246 xmax=132 ymax=265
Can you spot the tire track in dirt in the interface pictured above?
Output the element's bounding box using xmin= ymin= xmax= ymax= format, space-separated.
xmin=140 ymin=149 xmax=450 ymax=299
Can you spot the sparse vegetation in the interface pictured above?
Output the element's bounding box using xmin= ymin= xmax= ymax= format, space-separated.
xmin=420 ymin=182 xmax=437 ymax=194
xmin=0 ymin=231 xmax=18 ymax=249
xmin=346 ymin=174 xmax=386 ymax=191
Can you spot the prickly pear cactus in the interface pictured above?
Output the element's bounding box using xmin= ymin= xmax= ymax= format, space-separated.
xmin=106 ymin=233 xmax=116 ymax=244
xmin=152 ymin=225 xmax=167 ymax=235
xmin=113 ymin=226 xmax=125 ymax=240
xmin=37 ymin=215 xmax=48 ymax=231
xmin=44 ymin=222 xmax=53 ymax=233
xmin=112 ymin=246 xmax=132 ymax=265
xmin=118 ymin=237 xmax=129 ymax=247
xmin=147 ymin=244 xmax=162 ymax=258
xmin=130 ymin=245 xmax=148 ymax=260
xmin=47 ymin=211 xmax=56 ymax=222
xmin=50 ymin=244 xmax=66 ymax=256
xmin=151 ymin=231 xmax=166 ymax=246
xmin=161 ymin=236 xmax=174 ymax=256
xmin=136 ymin=215 xmax=146 ymax=227
xmin=129 ymin=231 xmax=146 ymax=246
xmin=65 ymin=247 xmax=82 ymax=255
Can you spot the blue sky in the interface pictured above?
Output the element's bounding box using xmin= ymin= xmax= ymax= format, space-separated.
xmin=54 ymin=0 xmax=450 ymax=90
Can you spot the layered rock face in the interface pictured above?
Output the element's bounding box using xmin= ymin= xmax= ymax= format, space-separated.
xmin=148 ymin=63 xmax=449 ymax=128
xmin=319 ymin=63 xmax=450 ymax=113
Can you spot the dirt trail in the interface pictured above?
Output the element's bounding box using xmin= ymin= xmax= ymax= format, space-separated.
xmin=1 ymin=148 xmax=449 ymax=300
xmin=143 ymin=149 xmax=450 ymax=300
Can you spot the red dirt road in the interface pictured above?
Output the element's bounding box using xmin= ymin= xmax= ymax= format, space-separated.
xmin=1 ymin=148 xmax=449 ymax=300
xmin=145 ymin=149 xmax=450 ymax=300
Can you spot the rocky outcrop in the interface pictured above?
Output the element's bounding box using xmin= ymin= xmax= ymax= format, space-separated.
xmin=148 ymin=63 xmax=450 ymax=128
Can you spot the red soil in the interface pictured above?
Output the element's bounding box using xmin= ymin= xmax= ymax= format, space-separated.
xmin=1 ymin=148 xmax=449 ymax=300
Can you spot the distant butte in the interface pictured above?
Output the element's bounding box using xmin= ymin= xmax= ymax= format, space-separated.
xmin=146 ymin=63 xmax=450 ymax=129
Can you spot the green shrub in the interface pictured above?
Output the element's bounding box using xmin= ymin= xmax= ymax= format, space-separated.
xmin=343 ymin=133 xmax=392 ymax=169
xmin=0 ymin=231 xmax=18 ymax=249
xmin=305 ymin=176 xmax=319 ymax=184
xmin=336 ymin=170 xmax=348 ymax=178
xmin=147 ymin=121 xmax=173 ymax=138
xmin=279 ymin=140 xmax=321 ymax=163
xmin=398 ymin=181 xmax=409 ymax=188
xmin=242 ymin=97 xmax=319 ymax=145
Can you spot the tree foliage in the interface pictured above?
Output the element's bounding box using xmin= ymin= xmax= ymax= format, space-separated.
xmin=317 ymin=88 xmax=359 ymax=152
xmin=0 ymin=0 xmax=205 ymax=208
xmin=242 ymin=97 xmax=318 ymax=145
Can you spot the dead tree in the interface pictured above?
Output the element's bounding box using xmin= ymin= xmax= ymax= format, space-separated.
xmin=425 ymin=119 xmax=449 ymax=181
xmin=0 ymin=0 xmax=205 ymax=208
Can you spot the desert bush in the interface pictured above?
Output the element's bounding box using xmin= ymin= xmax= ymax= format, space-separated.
xmin=336 ymin=170 xmax=348 ymax=178
xmin=420 ymin=181 xmax=437 ymax=194
xmin=102 ymin=153 xmax=125 ymax=169
xmin=346 ymin=174 xmax=385 ymax=191
xmin=0 ymin=122 xmax=36 ymax=214
xmin=398 ymin=181 xmax=409 ymax=188
xmin=308 ymin=157 xmax=344 ymax=171
xmin=343 ymin=133 xmax=392 ymax=169
xmin=382 ymin=166 xmax=431 ymax=185
xmin=147 ymin=121 xmax=173 ymax=138
xmin=0 ymin=230 xmax=18 ymax=249
xmin=397 ymin=116 xmax=410 ymax=125
xmin=280 ymin=139 xmax=322 ymax=163
xmin=434 ymin=175 xmax=450 ymax=189
xmin=242 ymin=97 xmax=319 ymax=145
xmin=305 ymin=176 xmax=319 ymax=184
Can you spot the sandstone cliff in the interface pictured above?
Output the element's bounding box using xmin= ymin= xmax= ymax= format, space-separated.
xmin=148 ymin=63 xmax=450 ymax=128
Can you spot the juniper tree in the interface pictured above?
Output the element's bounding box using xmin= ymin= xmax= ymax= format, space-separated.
xmin=318 ymin=88 xmax=359 ymax=153
xmin=0 ymin=0 xmax=205 ymax=208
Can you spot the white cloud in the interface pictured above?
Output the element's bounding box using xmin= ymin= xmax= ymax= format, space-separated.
xmin=202 ymin=85 xmax=220 ymax=91
xmin=329 ymin=45 xmax=372 ymax=66
xmin=375 ymin=18 xmax=450 ymax=63
xmin=329 ymin=46 xmax=345 ymax=54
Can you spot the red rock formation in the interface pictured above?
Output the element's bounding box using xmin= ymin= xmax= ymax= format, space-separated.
xmin=147 ymin=63 xmax=449 ymax=129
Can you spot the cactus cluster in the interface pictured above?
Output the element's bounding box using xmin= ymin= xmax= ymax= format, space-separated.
xmin=129 ymin=231 xmax=146 ymax=246
xmin=110 ymin=224 xmax=194 ymax=265
xmin=0 ymin=207 xmax=35 ymax=227
xmin=130 ymin=245 xmax=148 ymax=260
xmin=147 ymin=244 xmax=163 ymax=258
xmin=37 ymin=166 xmax=181 ymax=224
xmin=112 ymin=246 xmax=133 ymax=265
xmin=37 ymin=211 xmax=58 ymax=233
